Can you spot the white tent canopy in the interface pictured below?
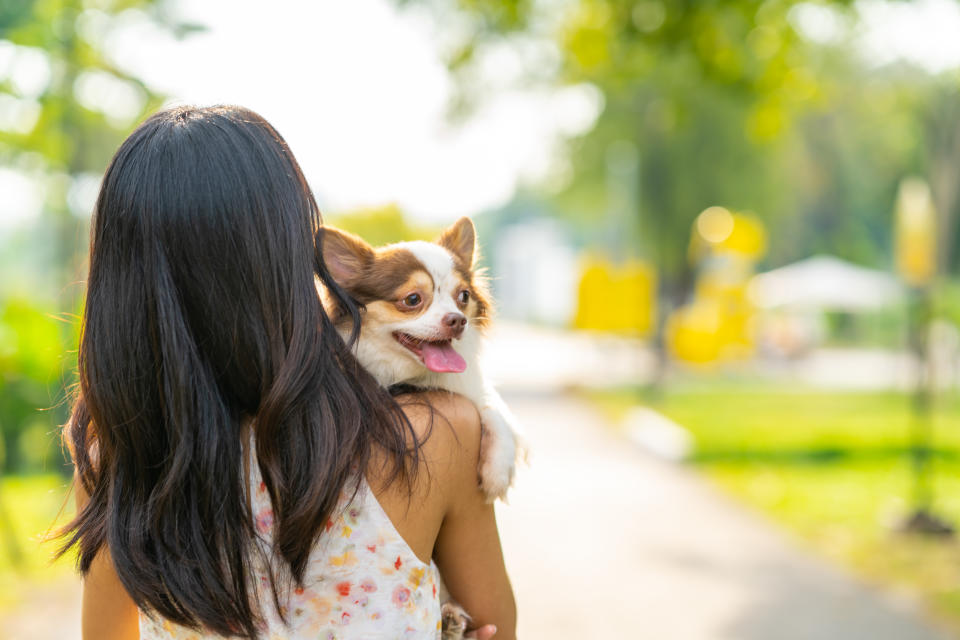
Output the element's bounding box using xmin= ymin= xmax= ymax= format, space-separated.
xmin=748 ymin=255 xmax=905 ymax=312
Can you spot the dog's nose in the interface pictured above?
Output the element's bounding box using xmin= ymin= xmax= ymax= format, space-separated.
xmin=443 ymin=312 xmax=467 ymax=337
xmin=443 ymin=312 xmax=467 ymax=328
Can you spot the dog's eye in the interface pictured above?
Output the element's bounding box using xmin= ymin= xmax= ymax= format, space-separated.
xmin=402 ymin=293 xmax=422 ymax=307
xmin=457 ymin=290 xmax=470 ymax=305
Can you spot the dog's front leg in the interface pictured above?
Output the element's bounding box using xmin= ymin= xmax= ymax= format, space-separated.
xmin=473 ymin=386 xmax=526 ymax=502
xmin=418 ymin=368 xmax=526 ymax=501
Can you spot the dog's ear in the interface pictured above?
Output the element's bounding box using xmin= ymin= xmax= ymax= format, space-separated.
xmin=318 ymin=226 xmax=374 ymax=288
xmin=437 ymin=217 xmax=476 ymax=267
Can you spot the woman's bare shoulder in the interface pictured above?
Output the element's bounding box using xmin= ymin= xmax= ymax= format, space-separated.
xmin=396 ymin=390 xmax=482 ymax=474
xmin=402 ymin=391 xmax=518 ymax=638
xmin=367 ymin=391 xmax=482 ymax=563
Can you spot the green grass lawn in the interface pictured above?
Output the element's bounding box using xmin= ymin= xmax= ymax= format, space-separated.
xmin=0 ymin=474 xmax=76 ymax=613
xmin=587 ymin=385 xmax=960 ymax=633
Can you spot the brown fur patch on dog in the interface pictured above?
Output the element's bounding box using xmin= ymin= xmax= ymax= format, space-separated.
xmin=321 ymin=225 xmax=434 ymax=321
xmin=354 ymin=248 xmax=432 ymax=304
xmin=465 ymin=268 xmax=492 ymax=330
xmin=363 ymin=299 xmax=418 ymax=325
xmin=387 ymin=271 xmax=434 ymax=314
xmin=438 ymin=217 xmax=476 ymax=267
xmin=319 ymin=226 xmax=374 ymax=290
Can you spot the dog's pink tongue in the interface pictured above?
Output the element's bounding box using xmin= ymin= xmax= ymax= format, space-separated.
xmin=421 ymin=342 xmax=467 ymax=373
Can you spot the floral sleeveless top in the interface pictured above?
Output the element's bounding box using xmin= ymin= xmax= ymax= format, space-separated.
xmin=139 ymin=444 xmax=442 ymax=639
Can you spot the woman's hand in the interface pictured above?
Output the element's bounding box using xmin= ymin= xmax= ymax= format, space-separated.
xmin=466 ymin=624 xmax=498 ymax=639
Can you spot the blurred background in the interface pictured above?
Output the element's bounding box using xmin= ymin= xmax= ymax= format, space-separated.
xmin=4 ymin=0 xmax=960 ymax=638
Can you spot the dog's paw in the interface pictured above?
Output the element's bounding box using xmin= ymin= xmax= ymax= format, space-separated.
xmin=478 ymin=406 xmax=518 ymax=502
xmin=479 ymin=456 xmax=513 ymax=503
xmin=441 ymin=601 xmax=472 ymax=640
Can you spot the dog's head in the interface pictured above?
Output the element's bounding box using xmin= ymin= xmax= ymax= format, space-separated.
xmin=320 ymin=217 xmax=490 ymax=382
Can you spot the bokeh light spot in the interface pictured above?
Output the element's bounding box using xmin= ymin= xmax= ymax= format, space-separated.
xmin=697 ymin=206 xmax=735 ymax=244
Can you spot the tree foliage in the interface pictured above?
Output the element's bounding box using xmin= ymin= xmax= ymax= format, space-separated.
xmin=0 ymin=0 xmax=195 ymax=472
xmin=0 ymin=0 xmax=198 ymax=174
xmin=402 ymin=0 xmax=947 ymax=295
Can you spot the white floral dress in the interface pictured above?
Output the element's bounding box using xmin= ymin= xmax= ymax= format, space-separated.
xmin=139 ymin=446 xmax=442 ymax=639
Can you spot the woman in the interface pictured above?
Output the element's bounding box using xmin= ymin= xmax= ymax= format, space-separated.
xmin=58 ymin=105 xmax=515 ymax=639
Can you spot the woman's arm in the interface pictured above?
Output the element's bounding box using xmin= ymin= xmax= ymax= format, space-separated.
xmin=383 ymin=392 xmax=516 ymax=638
xmin=415 ymin=394 xmax=518 ymax=640
xmin=74 ymin=477 xmax=140 ymax=640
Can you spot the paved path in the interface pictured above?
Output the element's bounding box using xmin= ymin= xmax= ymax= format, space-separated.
xmin=481 ymin=323 xmax=656 ymax=392
xmin=480 ymin=322 xmax=955 ymax=392
xmin=495 ymin=392 xmax=953 ymax=640
xmin=4 ymin=578 xmax=81 ymax=640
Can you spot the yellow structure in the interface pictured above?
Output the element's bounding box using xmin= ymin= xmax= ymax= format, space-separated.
xmin=894 ymin=177 xmax=936 ymax=287
xmin=574 ymin=257 xmax=656 ymax=335
xmin=668 ymin=207 xmax=767 ymax=364
xmin=668 ymin=275 xmax=755 ymax=364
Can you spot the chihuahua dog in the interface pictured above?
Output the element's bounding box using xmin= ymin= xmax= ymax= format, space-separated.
xmin=318 ymin=216 xmax=523 ymax=501
xmin=318 ymin=217 xmax=523 ymax=640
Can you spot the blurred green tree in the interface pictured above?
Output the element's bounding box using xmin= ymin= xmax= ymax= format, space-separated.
xmin=399 ymin=0 xmax=933 ymax=326
xmin=0 ymin=0 xmax=198 ymax=472
xmin=1 ymin=0 xmax=199 ymax=283
xmin=924 ymin=78 xmax=960 ymax=275
xmin=326 ymin=204 xmax=439 ymax=246
xmin=0 ymin=298 xmax=72 ymax=472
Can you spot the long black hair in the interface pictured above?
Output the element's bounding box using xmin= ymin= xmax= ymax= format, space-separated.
xmin=57 ymin=105 xmax=420 ymax=638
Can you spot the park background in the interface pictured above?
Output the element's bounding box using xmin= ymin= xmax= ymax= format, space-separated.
xmin=4 ymin=0 xmax=960 ymax=638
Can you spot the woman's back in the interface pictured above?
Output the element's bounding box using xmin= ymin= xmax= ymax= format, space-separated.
xmin=140 ymin=439 xmax=443 ymax=639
